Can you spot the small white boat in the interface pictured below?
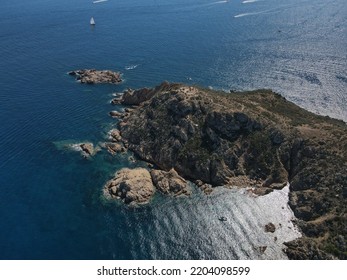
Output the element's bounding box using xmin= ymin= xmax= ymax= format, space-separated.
xmin=90 ymin=17 xmax=95 ymax=25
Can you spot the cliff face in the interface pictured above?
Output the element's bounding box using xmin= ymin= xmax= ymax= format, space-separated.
xmin=115 ymin=82 xmax=346 ymax=259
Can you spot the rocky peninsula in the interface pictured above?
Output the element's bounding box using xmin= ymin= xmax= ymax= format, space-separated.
xmin=109 ymin=82 xmax=346 ymax=260
xmin=68 ymin=69 xmax=122 ymax=84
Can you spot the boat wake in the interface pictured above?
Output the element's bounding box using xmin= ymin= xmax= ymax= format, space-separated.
xmin=234 ymin=9 xmax=270 ymax=18
xmin=125 ymin=64 xmax=139 ymax=70
xmin=242 ymin=0 xmax=260 ymax=4
xmin=173 ymin=0 xmax=229 ymax=12
xmin=93 ymin=0 xmax=109 ymax=4
xmin=209 ymin=0 xmax=229 ymax=5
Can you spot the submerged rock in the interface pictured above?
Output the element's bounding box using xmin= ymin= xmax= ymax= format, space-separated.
xmin=104 ymin=168 xmax=155 ymax=205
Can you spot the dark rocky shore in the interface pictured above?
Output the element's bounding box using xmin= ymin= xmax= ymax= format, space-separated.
xmin=108 ymin=82 xmax=346 ymax=260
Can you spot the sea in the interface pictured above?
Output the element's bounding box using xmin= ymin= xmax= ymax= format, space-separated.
xmin=0 ymin=0 xmax=346 ymax=259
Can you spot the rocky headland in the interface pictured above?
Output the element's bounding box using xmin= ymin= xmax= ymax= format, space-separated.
xmin=68 ymin=69 xmax=122 ymax=84
xmin=108 ymin=81 xmax=346 ymax=259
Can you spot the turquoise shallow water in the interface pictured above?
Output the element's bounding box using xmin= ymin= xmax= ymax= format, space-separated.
xmin=0 ymin=0 xmax=345 ymax=259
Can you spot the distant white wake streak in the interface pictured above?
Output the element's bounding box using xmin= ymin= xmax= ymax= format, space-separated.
xmin=242 ymin=0 xmax=260 ymax=3
xmin=205 ymin=0 xmax=229 ymax=6
xmin=93 ymin=0 xmax=109 ymax=4
xmin=234 ymin=8 xmax=277 ymax=18
xmin=211 ymin=0 xmax=228 ymax=4
xmin=234 ymin=11 xmax=262 ymax=17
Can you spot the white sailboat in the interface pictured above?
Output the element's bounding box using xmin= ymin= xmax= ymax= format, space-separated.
xmin=90 ymin=17 xmax=95 ymax=25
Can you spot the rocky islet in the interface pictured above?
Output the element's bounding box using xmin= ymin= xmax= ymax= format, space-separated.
xmin=68 ymin=69 xmax=122 ymax=84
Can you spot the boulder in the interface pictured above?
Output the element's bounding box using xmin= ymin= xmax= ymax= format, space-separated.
xmin=105 ymin=143 xmax=126 ymax=155
xmin=79 ymin=143 xmax=97 ymax=158
xmin=150 ymin=169 xmax=190 ymax=196
xmin=111 ymin=97 xmax=123 ymax=105
xmin=265 ymin=222 xmax=276 ymax=233
xmin=195 ymin=181 xmax=213 ymax=195
xmin=109 ymin=129 xmax=122 ymax=142
xmin=109 ymin=111 xmax=125 ymax=118
xmin=104 ymin=168 xmax=155 ymax=205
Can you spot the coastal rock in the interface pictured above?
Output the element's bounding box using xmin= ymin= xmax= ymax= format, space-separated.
xmin=80 ymin=143 xmax=94 ymax=156
xmin=69 ymin=69 xmax=122 ymax=84
xmin=258 ymin=246 xmax=267 ymax=254
xmin=111 ymin=97 xmax=123 ymax=105
xmin=121 ymin=87 xmax=156 ymax=105
xmin=109 ymin=129 xmax=122 ymax=142
xmin=105 ymin=142 xmax=126 ymax=155
xmin=104 ymin=168 xmax=155 ymax=205
xmin=250 ymin=187 xmax=273 ymax=196
xmin=150 ymin=169 xmax=190 ymax=196
xmin=65 ymin=142 xmax=99 ymax=158
xmin=109 ymin=111 xmax=125 ymax=118
xmin=111 ymin=81 xmax=177 ymax=106
xmin=265 ymin=222 xmax=276 ymax=233
xmin=111 ymin=87 xmax=155 ymax=106
xmin=195 ymin=180 xmax=213 ymax=195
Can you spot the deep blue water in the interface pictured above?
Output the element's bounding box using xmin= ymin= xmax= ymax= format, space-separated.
xmin=0 ymin=0 xmax=345 ymax=259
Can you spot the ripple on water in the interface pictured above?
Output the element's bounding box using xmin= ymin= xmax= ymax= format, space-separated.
xmin=101 ymin=185 xmax=301 ymax=260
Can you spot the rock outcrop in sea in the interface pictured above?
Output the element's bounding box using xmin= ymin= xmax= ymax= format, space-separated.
xmin=68 ymin=69 xmax=122 ymax=84
xmin=58 ymin=141 xmax=100 ymax=158
xmin=104 ymin=168 xmax=155 ymax=205
xmin=109 ymin=81 xmax=346 ymax=260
